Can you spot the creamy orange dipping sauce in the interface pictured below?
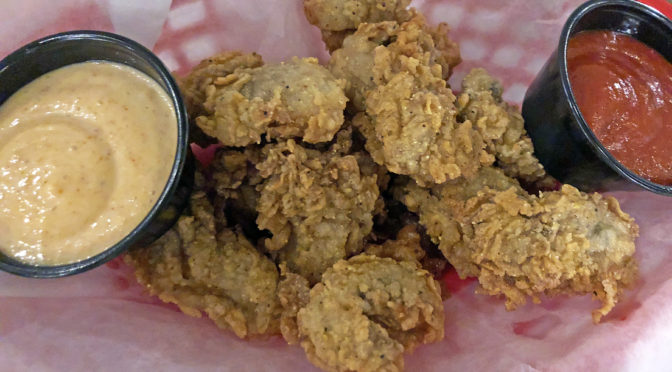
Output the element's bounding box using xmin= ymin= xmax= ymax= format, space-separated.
xmin=0 ymin=61 xmax=177 ymax=265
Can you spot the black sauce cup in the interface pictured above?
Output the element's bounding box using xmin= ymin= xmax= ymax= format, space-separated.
xmin=522 ymin=0 xmax=672 ymax=195
xmin=0 ymin=31 xmax=194 ymax=278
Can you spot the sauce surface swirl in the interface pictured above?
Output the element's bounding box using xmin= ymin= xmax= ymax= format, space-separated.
xmin=0 ymin=61 xmax=177 ymax=265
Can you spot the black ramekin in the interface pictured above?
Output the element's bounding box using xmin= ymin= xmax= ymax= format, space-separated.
xmin=521 ymin=0 xmax=672 ymax=194
xmin=0 ymin=31 xmax=194 ymax=278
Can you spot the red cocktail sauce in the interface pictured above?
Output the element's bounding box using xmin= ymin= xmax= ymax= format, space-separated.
xmin=567 ymin=30 xmax=672 ymax=185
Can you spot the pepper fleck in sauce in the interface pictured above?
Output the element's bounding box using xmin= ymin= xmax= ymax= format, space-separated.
xmin=567 ymin=30 xmax=672 ymax=185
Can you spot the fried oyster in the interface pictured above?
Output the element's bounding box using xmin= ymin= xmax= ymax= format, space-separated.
xmin=195 ymin=57 xmax=347 ymax=146
xmin=304 ymin=0 xmax=461 ymax=79
xmin=179 ymin=51 xmax=264 ymax=119
xmin=304 ymin=0 xmax=412 ymax=52
xmin=295 ymin=254 xmax=444 ymax=372
xmin=208 ymin=146 xmax=264 ymax=236
xmin=125 ymin=188 xmax=281 ymax=338
xmin=364 ymin=224 xmax=426 ymax=264
xmin=256 ymin=139 xmax=380 ymax=284
xmin=398 ymin=167 xmax=638 ymax=322
xmin=457 ymin=68 xmax=546 ymax=183
xmin=329 ymin=14 xmax=489 ymax=186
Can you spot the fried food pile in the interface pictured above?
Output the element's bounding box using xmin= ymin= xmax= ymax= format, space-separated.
xmin=125 ymin=1 xmax=639 ymax=371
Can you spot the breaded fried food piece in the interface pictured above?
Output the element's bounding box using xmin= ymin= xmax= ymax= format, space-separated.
xmin=323 ymin=122 xmax=391 ymax=213
xmin=256 ymin=139 xmax=379 ymax=284
xmin=277 ymin=226 xmax=432 ymax=347
xmin=367 ymin=223 xmax=448 ymax=279
xmin=304 ymin=0 xmax=461 ymax=79
xmin=328 ymin=15 xmax=460 ymax=112
xmin=399 ymin=167 xmax=639 ymax=322
xmin=304 ymin=0 xmax=412 ymax=52
xmin=428 ymin=21 xmax=462 ymax=81
xmin=457 ymin=69 xmax=546 ymax=183
xmin=327 ymin=21 xmax=394 ymax=112
xmin=296 ymin=254 xmax=444 ymax=372
xmin=210 ymin=147 xmax=264 ymax=197
xmin=179 ymin=51 xmax=264 ymax=118
xmin=365 ymin=224 xmax=426 ymax=263
xmin=177 ymin=51 xmax=264 ymax=146
xmin=125 ymin=191 xmax=281 ymax=338
xmin=329 ymin=15 xmax=488 ymax=185
xmin=207 ymin=146 xmax=265 ymax=237
xmin=277 ymin=267 xmax=312 ymax=345
xmin=195 ymin=57 xmax=347 ymax=146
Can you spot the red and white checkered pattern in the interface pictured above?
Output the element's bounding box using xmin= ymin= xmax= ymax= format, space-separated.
xmin=3 ymin=2 xmax=672 ymax=372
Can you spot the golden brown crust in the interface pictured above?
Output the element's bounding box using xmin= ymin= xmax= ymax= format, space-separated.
xmin=304 ymin=0 xmax=462 ymax=78
xmin=304 ymin=0 xmax=412 ymax=51
xmin=320 ymin=30 xmax=350 ymax=52
xmin=125 ymin=191 xmax=281 ymax=338
xmin=330 ymin=14 xmax=487 ymax=186
xmin=296 ymin=254 xmax=444 ymax=372
xmin=364 ymin=224 xmax=426 ymax=263
xmin=177 ymin=51 xmax=265 ymax=146
xmin=207 ymin=146 xmax=264 ymax=235
xmin=327 ymin=21 xmax=397 ymax=112
xmin=427 ymin=22 xmax=462 ymax=80
xmin=256 ymin=139 xmax=380 ymax=284
xmin=277 ymin=266 xmax=312 ymax=345
xmin=195 ymin=57 xmax=347 ymax=146
xmin=179 ymin=51 xmax=264 ymax=119
xmin=399 ymin=167 xmax=639 ymax=322
xmin=458 ymin=68 xmax=546 ymax=183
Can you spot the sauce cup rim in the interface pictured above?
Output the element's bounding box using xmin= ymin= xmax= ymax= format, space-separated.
xmin=557 ymin=0 xmax=672 ymax=195
xmin=0 ymin=30 xmax=190 ymax=278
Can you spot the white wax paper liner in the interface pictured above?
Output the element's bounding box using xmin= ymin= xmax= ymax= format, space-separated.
xmin=2 ymin=1 xmax=672 ymax=371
